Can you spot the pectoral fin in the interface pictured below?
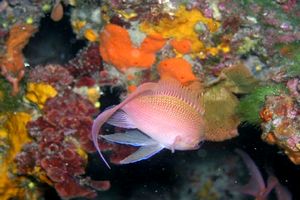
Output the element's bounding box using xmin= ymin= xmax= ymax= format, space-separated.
xmin=106 ymin=110 xmax=136 ymax=129
xmin=100 ymin=130 xmax=157 ymax=146
xmin=120 ymin=144 xmax=164 ymax=164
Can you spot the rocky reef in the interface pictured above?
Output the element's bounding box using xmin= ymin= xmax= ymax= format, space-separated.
xmin=0 ymin=0 xmax=299 ymax=199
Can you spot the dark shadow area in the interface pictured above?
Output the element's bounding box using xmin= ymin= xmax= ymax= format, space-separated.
xmin=23 ymin=7 xmax=86 ymax=67
xmin=87 ymin=123 xmax=300 ymax=200
xmin=231 ymin=124 xmax=300 ymax=200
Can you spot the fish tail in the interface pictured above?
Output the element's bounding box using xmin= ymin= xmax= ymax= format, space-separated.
xmin=92 ymin=109 xmax=117 ymax=169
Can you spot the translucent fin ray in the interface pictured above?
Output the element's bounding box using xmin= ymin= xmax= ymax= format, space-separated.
xmin=106 ymin=110 xmax=136 ymax=129
xmin=100 ymin=130 xmax=157 ymax=146
xmin=120 ymin=144 xmax=163 ymax=164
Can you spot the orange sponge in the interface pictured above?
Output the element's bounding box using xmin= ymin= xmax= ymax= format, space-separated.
xmin=141 ymin=33 xmax=166 ymax=52
xmin=157 ymin=58 xmax=197 ymax=84
xmin=170 ymin=39 xmax=192 ymax=54
xmin=99 ymin=24 xmax=165 ymax=73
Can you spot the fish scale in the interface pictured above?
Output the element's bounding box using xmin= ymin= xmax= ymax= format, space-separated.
xmin=151 ymin=79 xmax=203 ymax=113
xmin=132 ymin=95 xmax=201 ymax=123
xmin=122 ymin=94 xmax=204 ymax=146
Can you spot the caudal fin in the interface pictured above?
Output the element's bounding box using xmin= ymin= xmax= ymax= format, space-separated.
xmin=92 ymin=109 xmax=117 ymax=169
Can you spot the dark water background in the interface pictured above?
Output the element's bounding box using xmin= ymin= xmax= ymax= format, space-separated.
xmin=23 ymin=10 xmax=300 ymax=200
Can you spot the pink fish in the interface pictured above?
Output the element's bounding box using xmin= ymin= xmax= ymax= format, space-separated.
xmin=235 ymin=149 xmax=292 ymax=200
xmin=92 ymin=79 xmax=205 ymax=168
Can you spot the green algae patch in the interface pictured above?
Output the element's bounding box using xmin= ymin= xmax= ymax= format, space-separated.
xmin=286 ymin=45 xmax=300 ymax=77
xmin=0 ymin=77 xmax=23 ymax=112
xmin=237 ymin=84 xmax=286 ymax=125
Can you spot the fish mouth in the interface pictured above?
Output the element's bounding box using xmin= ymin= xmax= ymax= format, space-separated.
xmin=172 ymin=140 xmax=201 ymax=151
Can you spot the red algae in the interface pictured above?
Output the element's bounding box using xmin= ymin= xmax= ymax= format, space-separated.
xmin=18 ymin=61 xmax=135 ymax=197
xmin=67 ymin=43 xmax=103 ymax=77
xmin=16 ymin=91 xmax=110 ymax=199
xmin=55 ymin=178 xmax=99 ymax=199
xmin=75 ymin=76 xmax=96 ymax=87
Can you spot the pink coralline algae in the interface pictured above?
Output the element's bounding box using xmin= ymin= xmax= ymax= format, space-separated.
xmin=15 ymin=91 xmax=110 ymax=199
xmin=28 ymin=64 xmax=74 ymax=91
xmin=66 ymin=43 xmax=103 ymax=77
xmin=280 ymin=0 xmax=297 ymax=12
xmin=260 ymin=93 xmax=300 ymax=165
xmin=287 ymin=78 xmax=300 ymax=100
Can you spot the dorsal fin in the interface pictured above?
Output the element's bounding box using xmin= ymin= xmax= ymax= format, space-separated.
xmin=152 ymin=78 xmax=204 ymax=114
